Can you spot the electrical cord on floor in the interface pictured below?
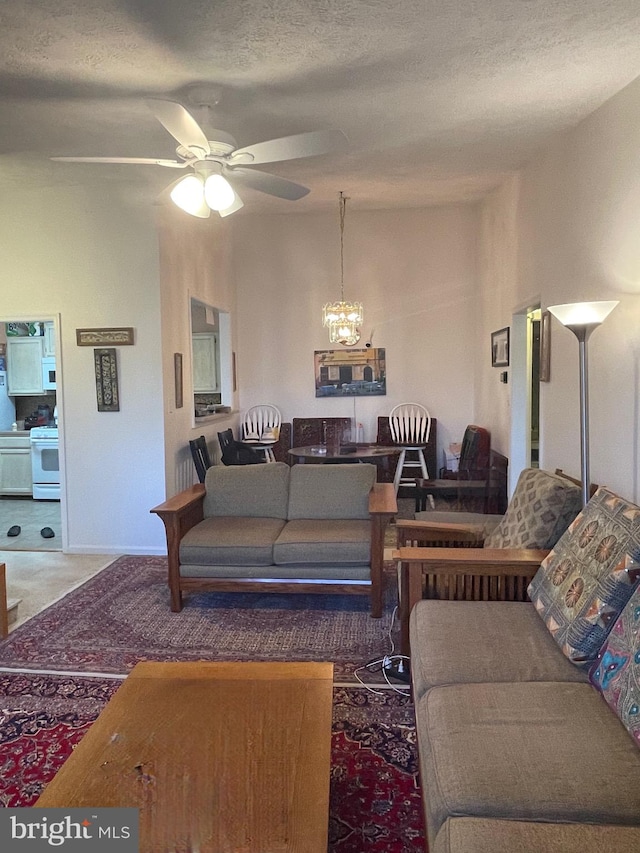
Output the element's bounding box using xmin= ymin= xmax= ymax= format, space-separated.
xmin=354 ymin=605 xmax=410 ymax=696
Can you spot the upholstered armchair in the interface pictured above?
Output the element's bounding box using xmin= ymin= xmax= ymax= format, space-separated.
xmin=394 ymin=468 xmax=584 ymax=653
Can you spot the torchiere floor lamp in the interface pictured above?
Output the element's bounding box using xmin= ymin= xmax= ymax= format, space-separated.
xmin=547 ymin=301 xmax=619 ymax=507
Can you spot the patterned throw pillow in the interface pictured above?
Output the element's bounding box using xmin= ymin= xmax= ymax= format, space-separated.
xmin=484 ymin=468 xmax=582 ymax=550
xmin=589 ymin=585 xmax=640 ymax=745
xmin=528 ymin=487 xmax=640 ymax=664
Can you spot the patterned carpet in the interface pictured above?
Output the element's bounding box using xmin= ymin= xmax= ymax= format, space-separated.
xmin=0 ymin=555 xmax=426 ymax=850
xmin=0 ymin=555 xmax=401 ymax=679
xmin=0 ymin=672 xmax=425 ymax=852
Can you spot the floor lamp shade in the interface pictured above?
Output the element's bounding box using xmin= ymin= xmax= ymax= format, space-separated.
xmin=547 ymin=300 xmax=619 ymax=507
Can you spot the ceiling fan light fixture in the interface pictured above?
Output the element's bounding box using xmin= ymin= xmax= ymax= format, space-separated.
xmin=170 ymin=174 xmax=208 ymax=217
xmin=203 ymin=174 xmax=236 ymax=211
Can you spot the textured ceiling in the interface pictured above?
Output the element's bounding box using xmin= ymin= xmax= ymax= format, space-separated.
xmin=1 ymin=0 xmax=639 ymax=214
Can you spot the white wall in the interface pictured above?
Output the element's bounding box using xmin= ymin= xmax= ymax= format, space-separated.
xmin=477 ymin=76 xmax=640 ymax=501
xmin=0 ymin=175 xmax=166 ymax=553
xmin=156 ymin=206 xmax=239 ymax=496
xmin=232 ymin=205 xmax=479 ymax=461
xmin=476 ymin=177 xmax=521 ymax=457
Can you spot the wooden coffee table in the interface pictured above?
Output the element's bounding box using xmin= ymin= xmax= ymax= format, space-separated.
xmin=35 ymin=660 xmax=334 ymax=852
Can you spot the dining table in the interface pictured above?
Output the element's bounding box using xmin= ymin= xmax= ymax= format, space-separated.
xmin=288 ymin=444 xmax=401 ymax=476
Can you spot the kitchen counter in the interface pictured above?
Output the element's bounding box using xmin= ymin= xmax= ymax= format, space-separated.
xmin=0 ymin=430 xmax=30 ymax=436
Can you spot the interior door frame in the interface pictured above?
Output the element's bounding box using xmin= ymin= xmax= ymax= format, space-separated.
xmin=0 ymin=312 xmax=67 ymax=552
xmin=509 ymin=301 xmax=540 ymax=494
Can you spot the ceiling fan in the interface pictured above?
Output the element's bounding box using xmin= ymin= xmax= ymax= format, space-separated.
xmin=51 ymin=98 xmax=348 ymax=218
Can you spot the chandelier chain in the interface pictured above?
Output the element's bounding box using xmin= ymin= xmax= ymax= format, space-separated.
xmin=339 ymin=191 xmax=347 ymax=300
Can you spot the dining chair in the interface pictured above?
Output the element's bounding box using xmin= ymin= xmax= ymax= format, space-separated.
xmin=217 ymin=429 xmax=265 ymax=466
xmin=241 ymin=405 xmax=282 ymax=462
xmin=189 ymin=435 xmax=212 ymax=483
xmin=388 ymin=403 xmax=432 ymax=495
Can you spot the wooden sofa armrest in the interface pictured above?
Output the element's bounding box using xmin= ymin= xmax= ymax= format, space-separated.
xmin=395 ymin=518 xmax=488 ymax=547
xmin=393 ymin=546 xmax=549 ymax=655
xmin=393 ymin=546 xmax=548 ymax=575
xmin=150 ymin=484 xmax=206 ymax=611
xmin=368 ymin=482 xmax=397 ymax=618
xmin=369 ymin=482 xmax=397 ymax=517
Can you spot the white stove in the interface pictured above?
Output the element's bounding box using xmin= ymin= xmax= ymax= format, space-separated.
xmin=30 ymin=426 xmax=60 ymax=500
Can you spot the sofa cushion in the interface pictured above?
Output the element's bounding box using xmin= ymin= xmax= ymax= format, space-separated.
xmin=484 ymin=468 xmax=582 ymax=549
xmin=433 ymin=817 xmax=640 ymax=853
xmin=528 ymin=487 xmax=640 ymax=663
xmin=409 ymin=600 xmax=588 ymax=701
xmin=287 ymin=463 xmax=376 ymax=520
xmin=180 ymin=516 xmax=286 ymax=566
xmin=416 ymin=681 xmax=640 ymax=846
xmin=273 ymin=519 xmax=371 ymax=565
xmin=203 ymin=462 xmax=289 ymax=519
xmin=589 ymin=583 xmax=640 ymax=745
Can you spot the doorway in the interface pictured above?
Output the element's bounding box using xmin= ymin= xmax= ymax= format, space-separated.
xmin=509 ymin=304 xmax=541 ymax=492
xmin=0 ymin=313 xmax=65 ymax=553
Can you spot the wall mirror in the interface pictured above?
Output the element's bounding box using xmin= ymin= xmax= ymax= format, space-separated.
xmin=190 ymin=298 xmax=232 ymax=421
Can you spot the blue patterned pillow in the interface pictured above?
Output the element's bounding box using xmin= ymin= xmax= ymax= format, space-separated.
xmin=589 ymin=585 xmax=640 ymax=745
xmin=528 ymin=488 xmax=640 ymax=664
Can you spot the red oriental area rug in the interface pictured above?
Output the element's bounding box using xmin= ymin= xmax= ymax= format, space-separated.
xmin=0 ymin=673 xmax=425 ymax=852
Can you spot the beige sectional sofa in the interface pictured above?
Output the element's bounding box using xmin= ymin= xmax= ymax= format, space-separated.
xmin=410 ymin=485 xmax=640 ymax=852
xmin=151 ymin=461 xmax=396 ymax=616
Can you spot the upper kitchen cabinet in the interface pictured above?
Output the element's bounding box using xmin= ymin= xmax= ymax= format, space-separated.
xmin=7 ymin=336 xmax=45 ymax=395
xmin=192 ymin=333 xmax=219 ymax=392
xmin=43 ymin=321 xmax=56 ymax=356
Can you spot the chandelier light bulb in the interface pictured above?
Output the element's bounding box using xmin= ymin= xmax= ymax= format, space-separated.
xmin=204 ymin=174 xmax=236 ymax=211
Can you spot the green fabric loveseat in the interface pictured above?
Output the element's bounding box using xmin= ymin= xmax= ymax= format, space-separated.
xmin=151 ymin=462 xmax=397 ymax=616
xmin=410 ymin=485 xmax=640 ymax=852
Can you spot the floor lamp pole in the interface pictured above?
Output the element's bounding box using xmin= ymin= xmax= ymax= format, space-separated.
xmin=575 ymin=328 xmax=591 ymax=508
xmin=547 ymin=301 xmax=619 ymax=509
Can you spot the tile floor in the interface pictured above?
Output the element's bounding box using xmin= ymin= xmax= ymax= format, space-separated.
xmin=0 ymin=497 xmax=62 ymax=551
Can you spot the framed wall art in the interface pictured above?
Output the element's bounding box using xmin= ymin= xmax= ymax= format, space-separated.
xmin=174 ymin=352 xmax=183 ymax=408
xmin=94 ymin=348 xmax=120 ymax=412
xmin=77 ymin=327 xmax=134 ymax=346
xmin=491 ymin=327 xmax=510 ymax=368
xmin=314 ymin=348 xmax=386 ymax=397
xmin=540 ymin=310 xmax=551 ymax=382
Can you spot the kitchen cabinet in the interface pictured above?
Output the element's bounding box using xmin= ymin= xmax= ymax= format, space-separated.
xmin=0 ymin=433 xmax=32 ymax=495
xmin=7 ymin=337 xmax=44 ymax=395
xmin=43 ymin=321 xmax=56 ymax=356
xmin=192 ymin=333 xmax=219 ymax=392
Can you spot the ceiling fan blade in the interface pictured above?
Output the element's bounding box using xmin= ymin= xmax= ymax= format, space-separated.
xmin=225 ymin=167 xmax=309 ymax=200
xmin=146 ymin=99 xmax=211 ymax=158
xmin=218 ymin=192 xmax=244 ymax=218
xmin=50 ymin=156 xmax=188 ymax=168
xmin=228 ymin=129 xmax=348 ymax=165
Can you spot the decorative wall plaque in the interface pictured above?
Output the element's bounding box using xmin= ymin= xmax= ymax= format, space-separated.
xmin=77 ymin=327 xmax=134 ymax=346
xmin=94 ymin=348 xmax=120 ymax=412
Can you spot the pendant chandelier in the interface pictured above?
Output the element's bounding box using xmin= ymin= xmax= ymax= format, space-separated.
xmin=322 ymin=191 xmax=363 ymax=346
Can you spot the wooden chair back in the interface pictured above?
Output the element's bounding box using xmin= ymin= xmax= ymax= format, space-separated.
xmin=189 ymin=435 xmax=212 ymax=483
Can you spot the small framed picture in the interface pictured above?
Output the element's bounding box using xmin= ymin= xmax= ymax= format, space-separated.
xmin=540 ymin=311 xmax=551 ymax=382
xmin=491 ymin=327 xmax=510 ymax=368
xmin=94 ymin=348 xmax=119 ymax=412
xmin=174 ymin=353 xmax=183 ymax=408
